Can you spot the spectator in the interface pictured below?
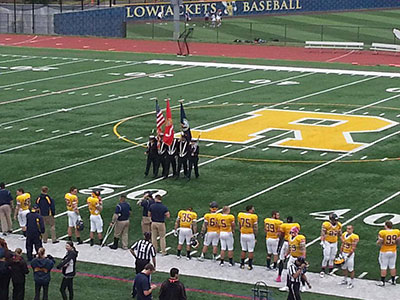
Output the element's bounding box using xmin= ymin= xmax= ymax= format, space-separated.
xmin=159 ymin=268 xmax=187 ymax=300
xmin=57 ymin=241 xmax=78 ymax=300
xmin=149 ymin=195 xmax=170 ymax=255
xmin=0 ymin=182 xmax=13 ymax=236
xmin=10 ymin=248 xmax=29 ymax=300
xmin=133 ymin=263 xmax=157 ymax=300
xmin=130 ymin=232 xmax=156 ymax=274
xmin=36 ymin=186 xmax=58 ymax=244
xmin=31 ymin=248 xmax=55 ymax=300
xmin=26 ymin=205 xmax=45 ymax=261
xmin=110 ymin=195 xmax=131 ymax=250
xmin=137 ymin=191 xmax=155 ymax=234
xmin=0 ymin=247 xmax=11 ymax=300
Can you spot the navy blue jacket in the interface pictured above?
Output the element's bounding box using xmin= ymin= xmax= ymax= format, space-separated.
xmin=26 ymin=212 xmax=45 ymax=238
xmin=115 ymin=202 xmax=131 ymax=221
xmin=31 ymin=256 xmax=55 ymax=285
xmin=141 ymin=198 xmax=155 ymax=217
xmin=0 ymin=188 xmax=13 ymax=206
xmin=36 ymin=193 xmax=55 ymax=217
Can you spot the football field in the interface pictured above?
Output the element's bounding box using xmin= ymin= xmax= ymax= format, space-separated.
xmin=1 ymin=45 xmax=400 ymax=297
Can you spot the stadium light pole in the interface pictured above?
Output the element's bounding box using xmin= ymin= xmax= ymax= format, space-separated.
xmin=13 ymin=0 xmax=16 ymax=33
xmin=171 ymin=0 xmax=182 ymax=40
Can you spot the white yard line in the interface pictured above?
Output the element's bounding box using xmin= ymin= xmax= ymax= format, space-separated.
xmin=0 ymin=56 xmax=36 ymax=64
xmin=344 ymin=94 xmax=400 ymax=114
xmin=307 ymin=191 xmax=400 ymax=247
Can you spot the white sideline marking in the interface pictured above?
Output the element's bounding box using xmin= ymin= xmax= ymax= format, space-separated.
xmin=358 ymin=272 xmax=368 ymax=279
xmin=4 ymin=87 xmax=11 ymax=90
xmin=360 ymin=156 xmax=368 ymax=160
xmin=146 ymin=59 xmax=400 ymax=78
xmin=135 ymin=137 xmax=143 ymax=140
xmin=29 ymin=89 xmax=37 ymax=92
xmin=315 ymin=108 xmax=320 ymax=111
xmin=397 ymin=114 xmax=400 ymax=118
xmin=42 ymin=90 xmax=50 ymax=93
xmin=84 ymin=132 xmax=93 ymax=136
xmin=16 ymin=88 xmax=24 ymax=91
xmin=284 ymin=106 xmax=289 ymax=109
xmin=237 ymin=103 xmax=243 ymax=106
xmin=101 ymin=134 xmax=109 ymax=138
xmin=51 ymin=130 xmax=60 ymax=134
xmin=165 ymin=247 xmax=171 ymax=252
xmin=0 ymin=61 xmax=142 ymax=90
xmin=380 ymin=113 xmax=385 ymax=116
xmin=299 ymin=107 xmax=305 ymax=110
xmin=381 ymin=157 xmax=388 ymax=161
xmin=307 ymin=190 xmax=400 ymax=247
xmin=109 ymin=94 xmax=116 ymax=98
xmin=224 ymin=144 xmax=232 ymax=148
xmin=136 ymin=96 xmax=143 ymax=99
xmin=95 ymin=94 xmax=102 ymax=97
xmin=262 ymin=147 xmax=269 ymax=151
xmin=222 ymin=102 xmax=229 ymax=105
xmin=281 ymin=149 xmax=288 ymax=153
xmin=252 ymin=104 xmax=258 ymax=107
xmin=206 ymin=143 xmax=214 ymax=147
xmin=19 ymin=127 xmax=28 ymax=131
xmin=320 ymin=152 xmax=327 ymax=156
xmin=68 ymin=92 xmax=75 ymax=95
xmin=331 ymin=109 xmax=337 ymax=113
xmin=345 ymin=94 xmax=400 ymax=114
xmin=0 ymin=56 xmax=36 ymax=64
xmin=363 ymin=112 xmax=369 ymax=115
xmin=81 ymin=92 xmax=89 ymax=96
xmin=4 ymin=126 xmax=12 ymax=129
xmin=208 ymin=101 xmax=214 ymax=104
xmin=301 ymin=151 xmax=308 ymax=155
xmin=35 ymin=129 xmax=44 ymax=132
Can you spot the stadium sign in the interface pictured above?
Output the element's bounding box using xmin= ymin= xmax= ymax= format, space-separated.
xmin=125 ymin=0 xmax=303 ymax=20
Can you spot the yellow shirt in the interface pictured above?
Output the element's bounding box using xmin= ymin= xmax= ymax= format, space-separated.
xmin=289 ymin=234 xmax=306 ymax=257
xmin=280 ymin=223 xmax=301 ymax=241
xmin=87 ymin=196 xmax=101 ymax=216
xmin=218 ymin=214 xmax=235 ymax=233
xmin=379 ymin=229 xmax=400 ymax=252
xmin=177 ymin=210 xmax=197 ymax=228
xmin=322 ymin=221 xmax=342 ymax=243
xmin=204 ymin=213 xmax=220 ymax=232
xmin=65 ymin=193 xmax=78 ymax=212
xmin=341 ymin=232 xmax=359 ymax=253
xmin=16 ymin=193 xmax=30 ymax=211
xmin=238 ymin=212 xmax=258 ymax=234
xmin=264 ymin=218 xmax=283 ymax=239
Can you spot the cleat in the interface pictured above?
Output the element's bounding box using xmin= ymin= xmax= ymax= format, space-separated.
xmin=220 ymin=262 xmax=224 ymax=267
xmin=320 ymin=271 xmax=325 ymax=278
xmin=177 ymin=255 xmax=181 ymax=260
xmin=186 ymin=256 xmax=191 ymax=261
xmin=376 ymin=281 xmax=385 ymax=287
xmin=212 ymin=255 xmax=217 ymax=262
xmin=240 ymin=264 xmax=245 ymax=269
xmin=338 ymin=279 xmax=348 ymax=285
xmin=279 ymin=286 xmax=289 ymax=292
xmin=266 ymin=266 xmax=272 ymax=271
xmin=247 ymin=265 xmax=253 ymax=270
xmin=391 ymin=281 xmax=396 ymax=286
xmin=347 ymin=283 xmax=354 ymax=289
xmin=228 ymin=263 xmax=234 ymax=267
xmin=275 ymin=276 xmax=282 ymax=283
xmin=198 ymin=256 xmax=204 ymax=262
xmin=300 ymin=285 xmax=306 ymax=293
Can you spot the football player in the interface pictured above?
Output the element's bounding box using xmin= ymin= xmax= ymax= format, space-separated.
xmin=238 ymin=205 xmax=258 ymax=270
xmin=376 ymin=220 xmax=400 ymax=286
xmin=174 ymin=207 xmax=197 ymax=260
xmin=65 ymin=186 xmax=82 ymax=244
xmin=280 ymin=226 xmax=306 ymax=292
xmin=276 ymin=216 xmax=300 ymax=283
xmin=199 ymin=201 xmax=220 ymax=261
xmin=14 ymin=188 xmax=31 ymax=237
xmin=87 ymin=190 xmax=103 ymax=246
xmin=217 ymin=206 xmax=235 ymax=267
xmin=320 ymin=213 xmax=342 ymax=277
xmin=264 ymin=210 xmax=283 ymax=270
xmin=338 ymin=225 xmax=359 ymax=289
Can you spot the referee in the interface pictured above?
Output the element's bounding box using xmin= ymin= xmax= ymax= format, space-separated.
xmin=130 ymin=232 xmax=156 ymax=274
xmin=287 ymin=257 xmax=311 ymax=300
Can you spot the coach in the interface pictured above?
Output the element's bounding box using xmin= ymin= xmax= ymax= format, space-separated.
xmin=110 ymin=195 xmax=131 ymax=250
xmin=138 ymin=192 xmax=155 ymax=234
xmin=149 ymin=195 xmax=170 ymax=256
xmin=36 ymin=186 xmax=58 ymax=244
xmin=26 ymin=205 xmax=45 ymax=261
xmin=130 ymin=232 xmax=156 ymax=274
xmin=0 ymin=182 xmax=13 ymax=236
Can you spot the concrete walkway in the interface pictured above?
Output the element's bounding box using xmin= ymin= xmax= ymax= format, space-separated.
xmin=3 ymin=234 xmax=398 ymax=300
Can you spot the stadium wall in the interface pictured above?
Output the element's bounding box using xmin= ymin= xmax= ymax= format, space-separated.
xmin=54 ymin=0 xmax=400 ymax=37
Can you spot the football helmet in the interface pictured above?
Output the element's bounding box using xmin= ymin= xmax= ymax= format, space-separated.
xmin=334 ymin=253 xmax=345 ymax=266
xmin=76 ymin=219 xmax=84 ymax=232
xmin=190 ymin=236 xmax=199 ymax=249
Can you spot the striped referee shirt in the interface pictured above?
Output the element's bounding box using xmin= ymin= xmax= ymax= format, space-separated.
xmin=288 ymin=264 xmax=301 ymax=283
xmin=131 ymin=240 xmax=156 ymax=260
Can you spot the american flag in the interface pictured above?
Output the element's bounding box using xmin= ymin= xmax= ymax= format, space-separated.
xmin=156 ymin=100 xmax=165 ymax=134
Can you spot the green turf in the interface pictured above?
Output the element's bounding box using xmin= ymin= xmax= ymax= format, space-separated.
xmin=127 ymin=9 xmax=400 ymax=45
xmin=1 ymin=45 xmax=400 ymax=294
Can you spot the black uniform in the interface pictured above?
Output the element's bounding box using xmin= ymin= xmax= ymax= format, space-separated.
xmin=144 ymin=138 xmax=158 ymax=177
xmin=164 ymin=138 xmax=178 ymax=178
xmin=187 ymin=142 xmax=199 ymax=179
xmin=25 ymin=211 xmax=45 ymax=261
xmin=156 ymin=141 xmax=167 ymax=178
xmin=287 ymin=263 xmax=302 ymax=300
xmin=177 ymin=139 xmax=189 ymax=178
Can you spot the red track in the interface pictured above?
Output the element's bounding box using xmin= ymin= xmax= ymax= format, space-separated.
xmin=1 ymin=33 xmax=400 ymax=66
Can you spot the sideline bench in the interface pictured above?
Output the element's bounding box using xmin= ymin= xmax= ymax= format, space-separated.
xmin=370 ymin=43 xmax=400 ymax=53
xmin=305 ymin=41 xmax=364 ymax=50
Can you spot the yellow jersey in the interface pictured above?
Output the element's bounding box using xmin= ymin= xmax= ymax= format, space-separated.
xmin=16 ymin=193 xmax=30 ymax=211
xmin=322 ymin=221 xmax=342 ymax=243
xmin=87 ymin=196 xmax=101 ymax=216
xmin=65 ymin=193 xmax=78 ymax=212
xmin=204 ymin=213 xmax=220 ymax=233
xmin=218 ymin=214 xmax=235 ymax=233
xmin=280 ymin=223 xmax=301 ymax=241
xmin=341 ymin=232 xmax=359 ymax=254
xmin=379 ymin=229 xmax=400 ymax=252
xmin=289 ymin=234 xmax=306 ymax=258
xmin=177 ymin=210 xmax=197 ymax=228
xmin=264 ymin=218 xmax=283 ymax=239
xmin=238 ymin=212 xmax=258 ymax=234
